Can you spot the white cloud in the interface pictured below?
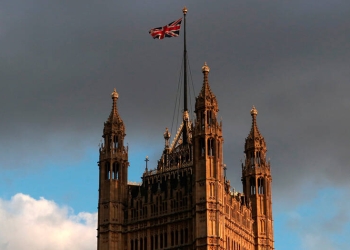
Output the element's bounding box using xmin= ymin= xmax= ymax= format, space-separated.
xmin=0 ymin=193 xmax=97 ymax=250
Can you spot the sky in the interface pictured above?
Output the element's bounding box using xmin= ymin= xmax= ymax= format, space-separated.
xmin=0 ymin=1 xmax=350 ymax=249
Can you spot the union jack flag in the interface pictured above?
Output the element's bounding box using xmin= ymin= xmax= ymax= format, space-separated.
xmin=149 ymin=18 xmax=182 ymax=39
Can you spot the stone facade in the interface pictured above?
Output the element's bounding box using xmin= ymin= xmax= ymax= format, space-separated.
xmin=96 ymin=63 xmax=274 ymax=250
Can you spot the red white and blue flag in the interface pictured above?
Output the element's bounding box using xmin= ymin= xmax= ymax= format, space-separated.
xmin=149 ymin=18 xmax=182 ymax=39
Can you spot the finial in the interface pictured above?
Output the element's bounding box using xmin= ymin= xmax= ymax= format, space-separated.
xmin=202 ymin=62 xmax=210 ymax=73
xmin=163 ymin=127 xmax=171 ymax=140
xmin=182 ymin=6 xmax=188 ymax=15
xmin=250 ymin=105 xmax=258 ymax=116
xmin=145 ymin=156 xmax=149 ymax=172
xmin=183 ymin=110 xmax=189 ymax=121
xmin=111 ymin=88 xmax=119 ymax=99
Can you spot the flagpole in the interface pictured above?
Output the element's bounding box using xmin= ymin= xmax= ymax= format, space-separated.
xmin=183 ymin=7 xmax=188 ymax=112
xmin=182 ymin=6 xmax=188 ymax=145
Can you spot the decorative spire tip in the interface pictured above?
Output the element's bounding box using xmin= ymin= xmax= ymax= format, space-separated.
xmin=250 ymin=105 xmax=258 ymax=116
xmin=202 ymin=62 xmax=210 ymax=73
xmin=111 ymin=88 xmax=119 ymax=99
xmin=182 ymin=6 xmax=188 ymax=14
xmin=164 ymin=127 xmax=171 ymax=139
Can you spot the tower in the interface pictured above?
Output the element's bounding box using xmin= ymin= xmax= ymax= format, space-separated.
xmin=95 ymin=63 xmax=274 ymax=250
xmin=242 ymin=106 xmax=274 ymax=250
xmin=193 ymin=63 xmax=225 ymax=249
xmin=97 ymin=89 xmax=129 ymax=250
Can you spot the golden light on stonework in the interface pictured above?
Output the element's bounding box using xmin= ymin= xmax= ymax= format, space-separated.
xmin=250 ymin=105 xmax=258 ymax=115
xmin=164 ymin=127 xmax=171 ymax=139
xmin=202 ymin=62 xmax=210 ymax=73
xmin=111 ymin=88 xmax=119 ymax=99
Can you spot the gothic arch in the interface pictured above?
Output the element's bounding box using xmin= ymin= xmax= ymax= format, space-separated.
xmin=258 ymin=177 xmax=264 ymax=194
xmin=112 ymin=162 xmax=119 ymax=180
xmin=105 ymin=162 xmax=110 ymax=180
xmin=207 ymin=138 xmax=214 ymax=156
xmin=250 ymin=177 xmax=256 ymax=195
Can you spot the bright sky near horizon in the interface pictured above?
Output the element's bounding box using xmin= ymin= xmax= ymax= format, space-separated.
xmin=1 ymin=1 xmax=350 ymax=250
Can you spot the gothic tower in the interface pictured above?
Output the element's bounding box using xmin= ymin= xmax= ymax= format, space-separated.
xmin=193 ymin=63 xmax=225 ymax=249
xmin=242 ymin=106 xmax=274 ymax=250
xmin=97 ymin=89 xmax=129 ymax=250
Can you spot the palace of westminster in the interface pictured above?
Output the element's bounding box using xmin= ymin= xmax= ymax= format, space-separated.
xmin=96 ymin=63 xmax=274 ymax=250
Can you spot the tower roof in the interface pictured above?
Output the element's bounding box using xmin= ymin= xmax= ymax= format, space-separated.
xmin=247 ymin=106 xmax=262 ymax=139
xmin=195 ymin=62 xmax=218 ymax=110
xmin=245 ymin=106 xmax=265 ymax=151
xmin=105 ymin=88 xmax=125 ymax=133
xmin=108 ymin=89 xmax=123 ymax=123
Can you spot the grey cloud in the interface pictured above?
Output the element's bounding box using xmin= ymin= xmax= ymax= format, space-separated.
xmin=1 ymin=1 xmax=350 ymax=208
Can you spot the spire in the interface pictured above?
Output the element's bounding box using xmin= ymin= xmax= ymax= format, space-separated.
xmin=163 ymin=127 xmax=171 ymax=148
xmin=245 ymin=105 xmax=265 ymax=153
xmin=108 ymin=88 xmax=123 ymax=124
xmin=247 ymin=106 xmax=262 ymax=140
xmin=195 ymin=62 xmax=218 ymax=110
xmin=104 ymin=88 xmax=125 ymax=136
xmin=200 ymin=62 xmax=213 ymax=96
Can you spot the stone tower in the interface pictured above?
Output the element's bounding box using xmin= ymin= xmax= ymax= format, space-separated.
xmin=242 ymin=106 xmax=274 ymax=250
xmin=97 ymin=89 xmax=129 ymax=250
xmin=193 ymin=63 xmax=225 ymax=249
xmin=95 ymin=63 xmax=274 ymax=250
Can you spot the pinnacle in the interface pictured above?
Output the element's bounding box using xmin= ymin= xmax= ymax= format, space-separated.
xmin=199 ymin=62 xmax=215 ymax=99
xmin=247 ymin=106 xmax=262 ymax=140
xmin=107 ymin=88 xmax=123 ymax=124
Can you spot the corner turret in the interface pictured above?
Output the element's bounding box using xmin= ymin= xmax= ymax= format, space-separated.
xmin=97 ymin=89 xmax=129 ymax=250
xmin=241 ymin=106 xmax=274 ymax=250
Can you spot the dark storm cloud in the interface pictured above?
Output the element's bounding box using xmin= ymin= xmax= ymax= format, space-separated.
xmin=1 ymin=0 xmax=350 ymax=207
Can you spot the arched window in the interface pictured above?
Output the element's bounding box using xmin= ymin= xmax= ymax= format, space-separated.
xmin=113 ymin=135 xmax=118 ymax=149
xmin=108 ymin=136 xmax=112 ymax=149
xmin=112 ymin=162 xmax=119 ymax=180
xmin=164 ymin=232 xmax=168 ymax=247
xmin=131 ymin=240 xmax=134 ymax=250
xmin=251 ymin=152 xmax=255 ymax=168
xmin=105 ymin=162 xmax=110 ymax=180
xmin=207 ymin=138 xmax=214 ymax=156
xmin=207 ymin=110 xmax=212 ymax=126
xmin=144 ymin=237 xmax=147 ymax=250
xmin=185 ymin=228 xmax=188 ymax=243
xmin=135 ymin=239 xmax=138 ymax=250
xmin=250 ymin=177 xmax=256 ymax=195
xmin=258 ymin=178 xmax=264 ymax=194
xmin=200 ymin=138 xmax=205 ymax=157
xmin=201 ymin=111 xmax=205 ymax=130
xmin=140 ymin=238 xmax=143 ymax=250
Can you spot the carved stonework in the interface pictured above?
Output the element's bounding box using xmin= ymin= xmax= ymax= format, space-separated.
xmin=97 ymin=64 xmax=274 ymax=250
